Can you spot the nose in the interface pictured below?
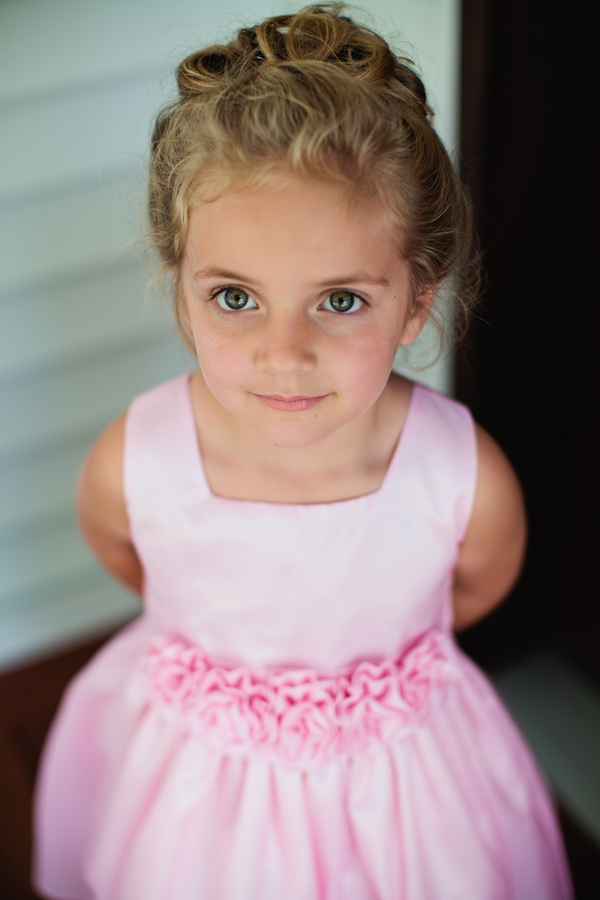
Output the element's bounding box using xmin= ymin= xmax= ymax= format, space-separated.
xmin=254 ymin=310 xmax=317 ymax=377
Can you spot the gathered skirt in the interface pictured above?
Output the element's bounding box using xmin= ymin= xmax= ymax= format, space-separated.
xmin=33 ymin=619 xmax=573 ymax=900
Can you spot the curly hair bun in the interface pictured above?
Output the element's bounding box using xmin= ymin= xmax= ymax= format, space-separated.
xmin=176 ymin=3 xmax=431 ymax=119
xmin=149 ymin=3 xmax=479 ymax=353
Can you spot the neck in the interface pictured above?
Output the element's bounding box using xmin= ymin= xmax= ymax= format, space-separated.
xmin=188 ymin=370 xmax=412 ymax=503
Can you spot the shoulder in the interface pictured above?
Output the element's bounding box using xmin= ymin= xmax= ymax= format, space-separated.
xmin=77 ymin=412 xmax=129 ymax=540
xmin=387 ymin=380 xmax=525 ymax=556
xmin=452 ymin=423 xmax=527 ymax=627
xmin=458 ymin=423 xmax=527 ymax=575
xmin=403 ymin=377 xmax=474 ymax=434
xmin=400 ymin=379 xmax=478 ymax=478
xmin=77 ymin=375 xmax=194 ymax=561
xmin=472 ymin=424 xmax=526 ymax=538
xmin=400 ymin=385 xmax=524 ymax=547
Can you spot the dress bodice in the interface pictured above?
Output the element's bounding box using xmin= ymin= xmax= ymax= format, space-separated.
xmin=123 ymin=374 xmax=477 ymax=671
xmin=35 ymin=374 xmax=573 ymax=900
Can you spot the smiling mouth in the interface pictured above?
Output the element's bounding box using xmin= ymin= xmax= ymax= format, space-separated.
xmin=254 ymin=394 xmax=328 ymax=412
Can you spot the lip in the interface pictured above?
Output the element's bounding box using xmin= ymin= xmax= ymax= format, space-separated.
xmin=254 ymin=393 xmax=328 ymax=412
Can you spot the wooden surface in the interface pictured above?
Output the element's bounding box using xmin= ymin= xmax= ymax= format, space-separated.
xmin=1 ymin=635 xmax=599 ymax=899
xmin=0 ymin=636 xmax=108 ymax=899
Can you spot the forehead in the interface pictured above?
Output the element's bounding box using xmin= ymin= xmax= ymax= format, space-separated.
xmin=185 ymin=176 xmax=403 ymax=276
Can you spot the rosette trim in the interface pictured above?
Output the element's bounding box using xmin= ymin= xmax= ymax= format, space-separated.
xmin=143 ymin=629 xmax=457 ymax=762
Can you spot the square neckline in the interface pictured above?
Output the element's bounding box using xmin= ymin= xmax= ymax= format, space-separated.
xmin=182 ymin=373 xmax=422 ymax=509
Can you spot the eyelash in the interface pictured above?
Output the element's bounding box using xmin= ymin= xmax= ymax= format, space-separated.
xmin=210 ymin=287 xmax=258 ymax=313
xmin=209 ymin=287 xmax=367 ymax=315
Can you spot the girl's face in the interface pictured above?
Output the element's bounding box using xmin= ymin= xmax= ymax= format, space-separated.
xmin=179 ymin=175 xmax=430 ymax=451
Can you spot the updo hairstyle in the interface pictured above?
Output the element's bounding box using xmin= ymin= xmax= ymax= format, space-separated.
xmin=148 ymin=2 xmax=479 ymax=353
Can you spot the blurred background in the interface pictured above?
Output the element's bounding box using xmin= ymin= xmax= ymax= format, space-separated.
xmin=0 ymin=0 xmax=456 ymax=674
xmin=0 ymin=0 xmax=598 ymax=896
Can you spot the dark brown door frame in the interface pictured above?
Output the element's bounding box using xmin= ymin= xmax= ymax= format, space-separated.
xmin=457 ymin=0 xmax=600 ymax=681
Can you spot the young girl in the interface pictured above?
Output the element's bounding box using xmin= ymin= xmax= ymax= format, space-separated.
xmin=33 ymin=5 xmax=573 ymax=898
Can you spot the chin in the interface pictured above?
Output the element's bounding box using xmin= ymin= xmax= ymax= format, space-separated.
xmin=249 ymin=419 xmax=338 ymax=451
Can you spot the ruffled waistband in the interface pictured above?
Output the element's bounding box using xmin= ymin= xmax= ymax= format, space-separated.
xmin=143 ymin=630 xmax=457 ymax=763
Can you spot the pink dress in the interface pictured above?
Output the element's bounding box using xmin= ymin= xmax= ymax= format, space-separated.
xmin=34 ymin=375 xmax=573 ymax=900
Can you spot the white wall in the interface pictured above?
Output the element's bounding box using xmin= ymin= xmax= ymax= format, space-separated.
xmin=0 ymin=0 xmax=460 ymax=671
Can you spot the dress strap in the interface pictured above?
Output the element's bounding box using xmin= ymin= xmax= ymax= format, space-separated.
xmin=396 ymin=384 xmax=478 ymax=545
xmin=123 ymin=374 xmax=208 ymax=547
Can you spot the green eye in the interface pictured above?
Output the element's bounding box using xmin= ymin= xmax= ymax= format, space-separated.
xmin=216 ymin=288 xmax=258 ymax=311
xmin=323 ymin=291 xmax=364 ymax=313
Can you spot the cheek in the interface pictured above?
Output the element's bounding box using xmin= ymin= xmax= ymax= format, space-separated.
xmin=192 ymin=329 xmax=250 ymax=395
xmin=334 ymin=331 xmax=399 ymax=401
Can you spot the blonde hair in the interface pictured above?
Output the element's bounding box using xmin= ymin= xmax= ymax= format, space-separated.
xmin=148 ymin=3 xmax=479 ymax=352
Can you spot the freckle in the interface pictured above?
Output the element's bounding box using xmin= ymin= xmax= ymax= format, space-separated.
xmin=314 ymin=413 xmax=318 ymax=418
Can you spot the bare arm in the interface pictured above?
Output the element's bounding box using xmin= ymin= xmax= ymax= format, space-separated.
xmin=76 ymin=413 xmax=143 ymax=595
xmin=453 ymin=425 xmax=527 ymax=632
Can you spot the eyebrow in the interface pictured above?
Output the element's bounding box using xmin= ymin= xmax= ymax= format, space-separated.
xmin=318 ymin=272 xmax=390 ymax=287
xmin=194 ymin=267 xmax=251 ymax=282
xmin=193 ymin=266 xmax=390 ymax=287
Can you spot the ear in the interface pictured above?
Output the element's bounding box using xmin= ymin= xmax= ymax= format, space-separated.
xmin=397 ymin=287 xmax=436 ymax=347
